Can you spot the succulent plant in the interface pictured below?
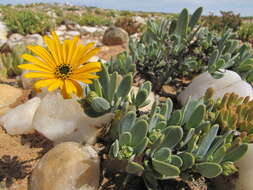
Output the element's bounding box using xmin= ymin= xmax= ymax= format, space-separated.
xmin=207 ymin=30 xmax=253 ymax=81
xmin=127 ymin=7 xmax=253 ymax=94
xmin=0 ymin=45 xmax=26 ymax=77
xmin=109 ymin=90 xmax=249 ymax=190
xmin=204 ymin=88 xmax=253 ymax=143
xmin=80 ymin=64 xmax=151 ymax=117
xmin=108 ymin=51 xmax=136 ymax=75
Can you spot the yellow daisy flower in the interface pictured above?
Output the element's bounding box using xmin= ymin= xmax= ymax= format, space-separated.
xmin=18 ymin=32 xmax=101 ymax=99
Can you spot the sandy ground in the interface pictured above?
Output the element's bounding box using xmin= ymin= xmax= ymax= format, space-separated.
xmin=0 ymin=127 xmax=53 ymax=190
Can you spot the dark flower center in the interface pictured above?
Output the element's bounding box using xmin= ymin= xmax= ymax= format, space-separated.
xmin=59 ymin=65 xmax=70 ymax=75
xmin=55 ymin=64 xmax=73 ymax=79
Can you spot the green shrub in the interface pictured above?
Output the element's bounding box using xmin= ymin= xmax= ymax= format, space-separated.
xmin=1 ymin=7 xmax=55 ymax=35
xmin=119 ymin=10 xmax=135 ymax=17
xmin=108 ymin=89 xmax=249 ymax=189
xmin=0 ymin=45 xmax=28 ymax=77
xmin=78 ymin=13 xmax=112 ymax=26
xmin=105 ymin=10 xmax=118 ymax=17
xmin=204 ymin=11 xmax=242 ymax=33
xmin=124 ymin=7 xmax=253 ymax=94
xmin=238 ymin=23 xmax=253 ymax=42
xmin=56 ymin=12 xmax=80 ymax=25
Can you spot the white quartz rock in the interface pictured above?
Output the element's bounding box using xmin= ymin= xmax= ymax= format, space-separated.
xmin=178 ymin=70 xmax=253 ymax=105
xmin=235 ymin=144 xmax=253 ymax=190
xmin=0 ymin=97 xmax=41 ymax=135
xmin=54 ymin=113 xmax=114 ymax=145
xmin=32 ymin=92 xmax=84 ymax=141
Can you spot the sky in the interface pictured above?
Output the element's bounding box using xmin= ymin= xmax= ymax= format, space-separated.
xmin=1 ymin=0 xmax=253 ymax=16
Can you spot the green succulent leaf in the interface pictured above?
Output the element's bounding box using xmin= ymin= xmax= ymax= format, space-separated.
xmin=154 ymin=147 xmax=171 ymax=161
xmin=195 ymin=162 xmax=223 ymax=178
xmin=119 ymin=132 xmax=132 ymax=146
xmin=152 ymin=158 xmax=180 ymax=177
xmin=91 ymin=97 xmax=110 ymax=113
xmin=161 ymin=126 xmax=183 ymax=148
xmin=131 ymin=120 xmax=148 ymax=146
xmin=196 ymin=125 xmax=219 ymax=158
xmin=223 ymin=143 xmax=248 ymax=162
xmin=135 ymin=89 xmax=149 ymax=107
xmin=168 ymin=110 xmax=182 ymax=125
xmin=175 ymin=8 xmax=189 ymax=38
xmin=109 ymin=140 xmax=119 ymax=158
xmin=171 ymin=155 xmax=183 ymax=168
xmin=189 ymin=7 xmax=203 ymax=29
xmin=126 ymin=161 xmax=144 ymax=175
xmin=116 ymin=74 xmax=133 ymax=98
xmin=134 ymin=137 xmax=149 ymax=155
xmin=108 ymin=72 xmax=118 ymax=103
xmin=178 ymin=152 xmax=195 ymax=170
xmin=186 ymin=104 xmax=206 ymax=130
xmin=97 ymin=64 xmax=110 ymax=100
xmin=119 ymin=111 xmax=136 ymax=134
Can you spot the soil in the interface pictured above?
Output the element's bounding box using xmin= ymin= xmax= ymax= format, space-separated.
xmin=0 ymin=127 xmax=53 ymax=190
xmin=97 ymin=45 xmax=126 ymax=61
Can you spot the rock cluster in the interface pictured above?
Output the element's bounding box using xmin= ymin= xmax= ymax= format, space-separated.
xmin=0 ymin=92 xmax=113 ymax=144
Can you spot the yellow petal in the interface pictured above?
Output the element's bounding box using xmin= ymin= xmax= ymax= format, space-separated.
xmin=70 ymin=45 xmax=83 ymax=67
xmin=52 ymin=32 xmax=63 ymax=63
xmin=48 ymin=79 xmax=64 ymax=92
xmin=75 ymin=78 xmax=93 ymax=84
xmin=18 ymin=64 xmax=53 ymax=73
xmin=78 ymin=48 xmax=100 ymax=65
xmin=34 ymin=79 xmax=57 ymax=91
xmin=70 ymin=80 xmax=83 ymax=98
xmin=65 ymin=79 xmax=77 ymax=97
xmin=22 ymin=54 xmax=54 ymax=71
xmin=63 ymin=40 xmax=71 ymax=64
xmin=61 ymin=83 xmax=71 ymax=99
xmin=23 ymin=72 xmax=55 ymax=79
xmin=72 ymin=42 xmax=95 ymax=68
xmin=67 ymin=36 xmax=79 ymax=64
xmin=43 ymin=35 xmax=60 ymax=65
xmin=27 ymin=45 xmax=56 ymax=68
xmin=73 ymin=62 xmax=101 ymax=74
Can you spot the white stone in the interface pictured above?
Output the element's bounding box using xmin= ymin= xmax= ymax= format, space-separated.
xmin=0 ymin=97 xmax=41 ymax=135
xmin=32 ymin=92 xmax=84 ymax=141
xmin=55 ymin=30 xmax=65 ymax=37
xmin=178 ymin=70 xmax=253 ymax=105
xmin=65 ymin=31 xmax=81 ymax=37
xmin=0 ymin=21 xmax=8 ymax=47
xmin=32 ymin=92 xmax=113 ymax=143
xmin=57 ymin=25 xmax=67 ymax=31
xmin=29 ymin=142 xmax=100 ymax=190
xmin=80 ymin=26 xmax=99 ymax=34
xmin=235 ymin=144 xmax=253 ymax=190
xmin=132 ymin=16 xmax=146 ymax=25
xmin=54 ymin=113 xmax=114 ymax=145
xmin=6 ymin=33 xmax=24 ymax=48
xmin=24 ymin=34 xmax=44 ymax=46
